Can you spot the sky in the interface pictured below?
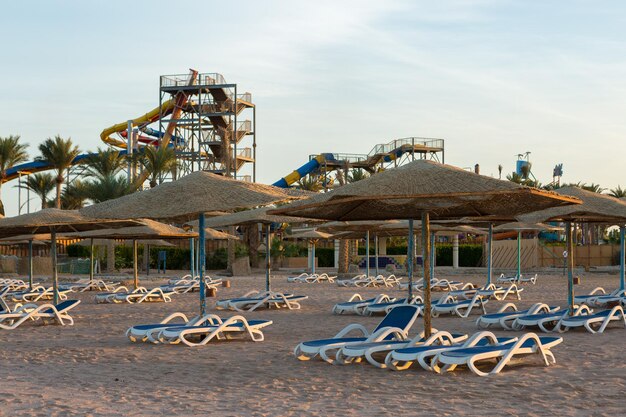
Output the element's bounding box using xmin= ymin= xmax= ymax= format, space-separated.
xmin=1 ymin=0 xmax=625 ymax=216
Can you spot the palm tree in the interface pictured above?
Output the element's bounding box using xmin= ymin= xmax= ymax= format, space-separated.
xmin=506 ymin=172 xmax=523 ymax=184
xmin=582 ymin=183 xmax=605 ymax=193
xmin=83 ymin=148 xmax=126 ymax=180
xmin=83 ymin=175 xmax=133 ymax=203
xmin=19 ymin=172 xmax=55 ymax=209
xmin=139 ymin=146 xmax=177 ymax=188
xmin=60 ymin=181 xmax=87 ymax=209
xmin=296 ymin=175 xmax=322 ymax=192
xmin=0 ymin=135 xmax=29 ymax=214
xmin=36 ymin=135 xmax=80 ymax=208
xmin=347 ymin=168 xmax=370 ymax=183
xmin=609 ymin=186 xmax=626 ymax=198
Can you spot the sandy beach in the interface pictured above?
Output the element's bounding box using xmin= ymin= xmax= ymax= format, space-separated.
xmin=1 ymin=270 xmax=624 ymax=417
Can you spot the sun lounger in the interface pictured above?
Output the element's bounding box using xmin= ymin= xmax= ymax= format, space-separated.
xmin=431 ymin=293 xmax=488 ymax=318
xmin=433 ymin=333 xmax=563 ymax=376
xmin=59 ymin=278 xmax=120 ymax=292
xmin=335 ymin=275 xmax=370 ymax=287
xmin=294 ymin=305 xmax=420 ymax=363
xmin=114 ymin=287 xmax=175 ymax=303
xmin=8 ymin=286 xmax=71 ymax=302
xmin=127 ymin=312 xmax=224 ymax=343
xmin=385 ymin=331 xmax=518 ymax=371
xmin=0 ymin=299 xmax=81 ymax=329
xmin=476 ymin=303 xmax=559 ymax=330
xmin=156 ymin=315 xmax=273 ymax=346
xmin=477 ymin=283 xmax=523 ymax=301
xmin=574 ymin=287 xmax=622 ymax=305
xmin=584 ymin=290 xmax=626 ymax=307
xmin=362 ymin=295 xmax=424 ymax=316
xmin=94 ymin=286 xmax=140 ymax=303
xmin=335 ymin=330 xmax=468 ymax=368
xmin=512 ymin=305 xmax=592 ymax=332
xmin=332 ymin=294 xmax=393 ymax=315
xmin=555 ymin=305 xmax=626 ymax=333
xmin=216 ymin=290 xmax=307 ymax=312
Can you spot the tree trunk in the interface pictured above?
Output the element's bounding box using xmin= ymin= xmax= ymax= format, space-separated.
xmin=106 ymin=240 xmax=116 ymax=272
xmin=56 ymin=179 xmax=62 ymax=209
xmin=338 ymin=239 xmax=350 ymax=274
xmin=244 ymin=224 xmax=259 ymax=268
xmin=227 ymin=225 xmax=236 ymax=274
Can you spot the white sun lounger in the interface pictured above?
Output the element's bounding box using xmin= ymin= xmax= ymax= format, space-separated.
xmin=94 ymin=286 xmax=141 ymax=303
xmin=431 ymin=293 xmax=488 ymax=318
xmin=512 ymin=305 xmax=592 ymax=332
xmin=385 ymin=331 xmax=518 ymax=371
xmin=477 ymin=283 xmax=524 ymax=301
xmin=294 ymin=305 xmax=421 ymax=363
xmin=335 ymin=330 xmax=468 ymax=368
xmin=216 ymin=291 xmax=307 ymax=312
xmin=362 ymin=295 xmax=424 ymax=316
xmin=114 ymin=287 xmax=176 ymax=303
xmin=476 ymin=303 xmax=560 ymax=330
xmin=157 ymin=315 xmax=273 ymax=346
xmin=433 ymin=333 xmax=563 ymax=376
xmin=332 ymin=293 xmax=393 ymax=315
xmin=555 ymin=305 xmax=626 ymax=333
xmin=126 ymin=312 xmax=215 ymax=343
xmin=0 ymin=299 xmax=81 ymax=329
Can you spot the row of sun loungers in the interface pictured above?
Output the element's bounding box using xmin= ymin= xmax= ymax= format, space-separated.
xmin=59 ymin=278 xmax=121 ymax=292
xmin=295 ymin=306 xmax=562 ymax=376
xmin=496 ymin=273 xmax=538 ymax=285
xmin=216 ymin=290 xmax=308 ymax=312
xmin=126 ymin=312 xmax=272 ymax=346
xmin=287 ymin=273 xmax=337 ymax=283
xmin=336 ymin=274 xmax=402 ymax=288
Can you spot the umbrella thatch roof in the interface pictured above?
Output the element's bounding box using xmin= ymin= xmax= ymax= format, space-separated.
xmin=0 ymin=233 xmax=52 ymax=242
xmin=0 ymin=209 xmax=142 ymax=239
xmin=517 ymin=186 xmax=626 ymax=224
xmin=493 ymin=222 xmax=563 ymax=232
xmin=317 ymin=220 xmax=400 ymax=232
xmin=194 ymin=206 xmax=315 ymax=228
xmin=62 ymin=219 xmax=195 ymax=240
xmin=269 ymin=160 xmax=580 ymax=221
xmin=79 ymin=171 xmax=309 ymax=222
xmin=288 ymin=230 xmax=333 ymax=240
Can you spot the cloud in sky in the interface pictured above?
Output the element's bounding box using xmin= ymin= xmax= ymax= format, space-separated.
xmin=0 ymin=0 xmax=625 ymax=214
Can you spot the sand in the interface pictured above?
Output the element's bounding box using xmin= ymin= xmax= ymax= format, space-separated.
xmin=0 ymin=270 xmax=624 ymax=417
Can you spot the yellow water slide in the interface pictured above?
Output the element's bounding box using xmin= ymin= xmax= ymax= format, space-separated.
xmin=100 ymin=100 xmax=176 ymax=149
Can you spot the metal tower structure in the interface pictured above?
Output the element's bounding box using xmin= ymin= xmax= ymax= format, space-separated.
xmin=158 ymin=71 xmax=256 ymax=181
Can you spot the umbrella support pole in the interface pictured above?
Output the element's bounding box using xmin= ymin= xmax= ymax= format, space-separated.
xmin=619 ymin=225 xmax=626 ymax=291
xmin=199 ymin=214 xmax=207 ymax=315
xmin=566 ymin=222 xmax=574 ymax=315
xmin=487 ymin=223 xmax=493 ymax=285
xmin=311 ymin=240 xmax=316 ymax=275
xmin=89 ymin=238 xmax=94 ymax=282
xmin=265 ymin=224 xmax=271 ymax=292
xmin=133 ymin=239 xmax=138 ymax=290
xmin=366 ymin=230 xmax=370 ymax=277
xmin=28 ymin=239 xmax=33 ymax=290
xmin=422 ymin=212 xmax=432 ymax=338
xmin=190 ymin=237 xmax=195 ymax=278
xmin=517 ymin=231 xmax=522 ymax=279
xmin=374 ymin=234 xmax=379 ymax=277
xmin=407 ymin=219 xmax=414 ymax=300
xmin=429 ymin=232 xmax=435 ymax=279
xmin=51 ymin=230 xmax=58 ymax=305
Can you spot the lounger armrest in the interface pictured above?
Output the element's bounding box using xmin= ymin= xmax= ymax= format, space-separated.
xmin=161 ymin=312 xmax=190 ymax=324
xmin=347 ymin=293 xmax=363 ymax=302
xmin=497 ymin=303 xmax=518 ymax=313
xmin=464 ymin=331 xmax=504 ymax=347
xmin=335 ymin=324 xmax=370 ymax=338
xmin=368 ymin=326 xmax=408 ymax=341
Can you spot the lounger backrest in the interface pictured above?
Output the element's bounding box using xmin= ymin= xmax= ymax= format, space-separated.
xmin=43 ymin=299 xmax=81 ymax=314
xmin=374 ymin=305 xmax=419 ymax=333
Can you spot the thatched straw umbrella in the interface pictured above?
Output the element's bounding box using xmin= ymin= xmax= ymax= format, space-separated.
xmin=0 ymin=209 xmax=142 ymax=303
xmin=190 ymin=206 xmax=314 ymax=291
xmin=271 ymin=160 xmax=580 ymax=337
xmin=80 ymin=171 xmax=307 ymax=315
xmin=518 ymin=186 xmax=626 ymax=311
xmin=492 ymin=222 xmax=563 ymax=280
xmin=288 ymin=230 xmax=333 ymax=275
xmin=64 ymin=219 xmax=198 ymax=289
xmin=318 ymin=221 xmax=401 ymax=277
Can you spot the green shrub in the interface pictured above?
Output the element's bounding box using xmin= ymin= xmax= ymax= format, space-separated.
xmin=315 ymin=247 xmax=335 ymax=267
xmin=66 ymin=244 xmax=91 ymax=258
xmin=435 ymin=244 xmax=483 ymax=267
